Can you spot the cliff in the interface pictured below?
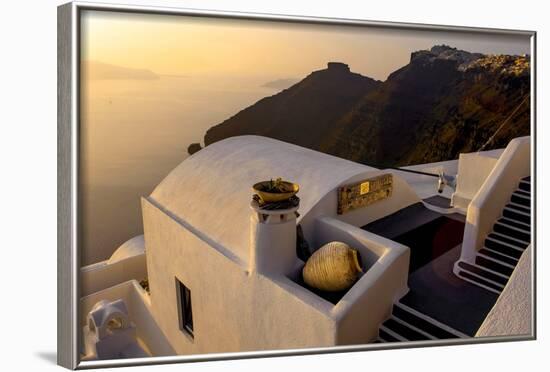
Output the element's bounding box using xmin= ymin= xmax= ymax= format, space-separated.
xmin=204 ymin=62 xmax=381 ymax=151
xmin=198 ymin=46 xmax=530 ymax=167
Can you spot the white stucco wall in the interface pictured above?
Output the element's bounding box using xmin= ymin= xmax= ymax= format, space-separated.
xmin=142 ymin=198 xmax=336 ymax=354
xmin=451 ymin=151 xmax=501 ymax=211
xmin=142 ymin=196 xmax=410 ymax=354
xmin=476 ymin=246 xmax=532 ymax=337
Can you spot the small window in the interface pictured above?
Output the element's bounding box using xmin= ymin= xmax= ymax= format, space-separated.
xmin=176 ymin=279 xmax=194 ymax=337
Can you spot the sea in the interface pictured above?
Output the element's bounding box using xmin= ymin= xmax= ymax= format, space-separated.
xmin=80 ymin=75 xmax=277 ymax=265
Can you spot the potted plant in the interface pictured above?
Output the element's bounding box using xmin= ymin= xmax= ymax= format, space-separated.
xmin=252 ymin=177 xmax=299 ymax=203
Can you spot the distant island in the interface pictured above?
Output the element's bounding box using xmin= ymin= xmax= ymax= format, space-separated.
xmin=82 ymin=61 xmax=159 ymax=80
xmin=191 ymin=45 xmax=530 ymax=167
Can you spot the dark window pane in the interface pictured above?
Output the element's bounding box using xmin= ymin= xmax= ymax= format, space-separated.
xmin=176 ymin=279 xmax=194 ymax=337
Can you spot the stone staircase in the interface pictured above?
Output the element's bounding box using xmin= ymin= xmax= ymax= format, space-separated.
xmin=376 ymin=301 xmax=467 ymax=342
xmin=374 ymin=176 xmax=531 ymax=343
xmin=454 ymin=176 xmax=531 ymax=294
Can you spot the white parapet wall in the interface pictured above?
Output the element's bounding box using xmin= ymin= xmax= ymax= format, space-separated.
xmin=476 ymin=246 xmax=532 ymax=337
xmin=312 ymin=217 xmax=410 ymax=344
xmin=80 ymin=235 xmax=147 ymax=297
xmin=451 ymin=150 xmax=502 ymax=212
xmin=460 ymin=137 xmax=530 ymax=263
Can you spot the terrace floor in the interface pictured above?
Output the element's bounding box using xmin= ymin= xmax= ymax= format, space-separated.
xmin=401 ymin=245 xmax=498 ymax=335
xmin=362 ymin=201 xmax=498 ymax=336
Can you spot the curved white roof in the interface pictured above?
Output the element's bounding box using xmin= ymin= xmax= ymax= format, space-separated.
xmin=149 ymin=136 xmax=375 ymax=262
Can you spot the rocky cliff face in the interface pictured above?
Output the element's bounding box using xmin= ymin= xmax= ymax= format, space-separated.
xmin=396 ymin=51 xmax=530 ymax=165
xmin=204 ymin=62 xmax=381 ymax=150
xmin=200 ymin=46 xmax=530 ymax=167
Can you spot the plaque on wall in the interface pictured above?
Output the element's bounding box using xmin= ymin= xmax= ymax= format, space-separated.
xmin=337 ymin=174 xmax=393 ymax=214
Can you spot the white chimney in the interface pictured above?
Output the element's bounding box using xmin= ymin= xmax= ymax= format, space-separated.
xmin=249 ymin=199 xmax=299 ymax=275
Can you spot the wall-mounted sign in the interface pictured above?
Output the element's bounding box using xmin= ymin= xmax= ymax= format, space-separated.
xmin=337 ymin=174 xmax=393 ymax=214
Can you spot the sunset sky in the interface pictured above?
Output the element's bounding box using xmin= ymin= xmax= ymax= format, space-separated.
xmin=81 ymin=10 xmax=531 ymax=81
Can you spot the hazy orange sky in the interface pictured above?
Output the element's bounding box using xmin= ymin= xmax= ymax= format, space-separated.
xmin=81 ymin=10 xmax=530 ymax=81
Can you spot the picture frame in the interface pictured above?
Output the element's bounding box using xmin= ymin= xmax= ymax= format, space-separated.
xmin=58 ymin=1 xmax=536 ymax=369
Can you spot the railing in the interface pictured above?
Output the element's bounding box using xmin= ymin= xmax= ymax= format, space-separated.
xmin=460 ymin=136 xmax=530 ymax=263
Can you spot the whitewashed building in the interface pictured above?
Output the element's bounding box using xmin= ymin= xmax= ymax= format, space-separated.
xmin=79 ymin=135 xmax=532 ymax=360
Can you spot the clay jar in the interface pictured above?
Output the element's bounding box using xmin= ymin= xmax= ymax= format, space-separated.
xmin=303 ymin=241 xmax=363 ymax=292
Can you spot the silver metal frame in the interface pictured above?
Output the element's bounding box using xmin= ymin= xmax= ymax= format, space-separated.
xmin=57 ymin=1 xmax=537 ymax=369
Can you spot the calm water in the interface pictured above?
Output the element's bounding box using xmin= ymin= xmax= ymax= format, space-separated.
xmin=80 ymin=76 xmax=275 ymax=265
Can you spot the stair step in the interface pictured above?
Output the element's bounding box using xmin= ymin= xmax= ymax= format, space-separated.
xmin=519 ymin=180 xmax=530 ymax=192
xmin=484 ymin=237 xmax=525 ymax=259
xmin=498 ymin=217 xmax=530 ymax=232
xmin=511 ymin=193 xmax=530 ymax=207
xmin=382 ymin=317 xmax=431 ymax=341
xmin=457 ymin=270 xmax=504 ymax=293
xmin=522 ymin=176 xmax=531 ymax=182
xmin=514 ymin=189 xmax=530 ymax=198
xmin=475 ymin=255 xmax=515 ymax=276
xmin=393 ymin=303 xmax=461 ymax=339
xmin=479 ymin=248 xmax=519 ymax=266
xmin=379 ymin=326 xmax=403 ymax=342
xmin=487 ymin=232 xmax=530 ymax=249
xmin=457 ymin=261 xmax=509 ymax=285
xmin=507 ymin=201 xmax=530 ymax=214
xmin=494 ymin=222 xmax=530 ymax=243
xmin=503 ymin=207 xmax=530 ymax=224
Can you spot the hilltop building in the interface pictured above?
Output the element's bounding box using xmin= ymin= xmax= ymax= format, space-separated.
xmin=327 ymin=62 xmax=350 ymax=72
